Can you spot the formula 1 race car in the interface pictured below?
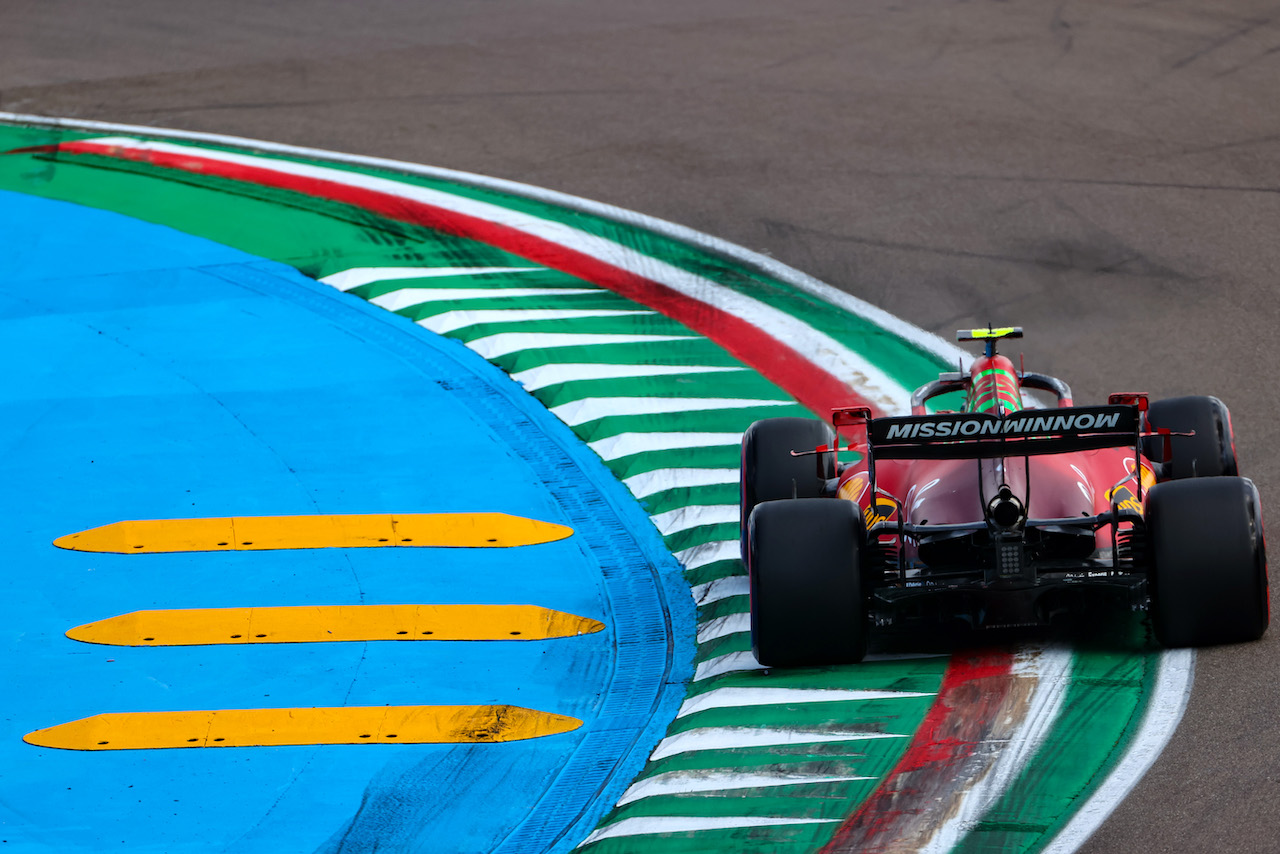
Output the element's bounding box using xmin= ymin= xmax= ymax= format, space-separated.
xmin=742 ymin=327 xmax=1269 ymax=666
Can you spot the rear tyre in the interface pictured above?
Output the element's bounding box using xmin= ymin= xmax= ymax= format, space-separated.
xmin=1143 ymin=396 xmax=1238 ymax=479
xmin=740 ymin=418 xmax=836 ymax=561
xmin=1147 ymin=477 xmax=1269 ymax=647
xmin=748 ymin=498 xmax=868 ymax=666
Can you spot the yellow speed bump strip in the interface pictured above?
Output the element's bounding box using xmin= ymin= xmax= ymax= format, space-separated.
xmin=53 ymin=512 xmax=573 ymax=554
xmin=23 ymin=704 xmax=582 ymax=751
xmin=66 ymin=604 xmax=606 ymax=646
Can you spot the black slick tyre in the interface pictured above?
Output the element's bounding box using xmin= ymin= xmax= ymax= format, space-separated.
xmin=748 ymin=498 xmax=868 ymax=666
xmin=1146 ymin=477 xmax=1269 ymax=647
xmin=739 ymin=417 xmax=836 ymax=561
xmin=1144 ymin=396 xmax=1238 ymax=479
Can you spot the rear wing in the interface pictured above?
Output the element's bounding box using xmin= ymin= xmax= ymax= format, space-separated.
xmin=832 ymin=395 xmax=1162 ymax=513
xmin=834 ymin=404 xmax=1141 ymax=461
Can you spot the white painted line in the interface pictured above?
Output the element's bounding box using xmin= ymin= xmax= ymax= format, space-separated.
xmin=370 ymin=287 xmax=599 ymax=312
xmin=690 ymin=648 xmax=949 ymax=681
xmin=589 ymin=432 xmax=743 ymax=461
xmin=514 ymin=364 xmax=744 ymax=393
xmin=418 ymin=308 xmax=652 ymax=335
xmin=651 ymin=504 xmax=739 ymax=537
xmin=551 ymin=397 xmax=790 ymax=428
xmin=622 ymin=468 xmax=739 ymax=500
xmin=694 ymin=650 xmax=768 ymax=682
xmin=691 ymin=574 xmax=749 ymax=606
xmin=465 ymin=332 xmax=697 ymax=360
xmin=319 ymin=266 xmax=543 ymax=291
xmin=615 ymin=769 xmax=873 ymax=806
xmin=696 ymin=612 xmax=750 ymax=644
xmin=676 ymin=686 xmax=936 ymax=718
xmin=674 ymin=540 xmax=741 ymax=572
xmin=580 ymin=815 xmax=840 ymax=846
xmin=1041 ymin=649 xmax=1195 ymax=854
xmin=650 ymin=725 xmax=906 ymax=761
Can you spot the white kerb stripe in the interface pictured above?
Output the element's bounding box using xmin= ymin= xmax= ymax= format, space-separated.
xmin=622 ymin=468 xmax=739 ymax=500
xmin=690 ymin=650 xmax=944 ymax=681
xmin=589 ymin=432 xmax=742 ymax=461
xmin=78 ymin=138 xmax=913 ymax=414
xmin=616 ymin=769 xmax=873 ymax=806
xmin=418 ymin=308 xmax=652 ymax=335
xmin=651 ymin=504 xmax=739 ymax=536
xmin=691 ymin=574 xmax=749 ymax=605
xmin=650 ymin=725 xmax=906 ymax=761
xmin=674 ymin=540 xmax=740 ymax=571
xmin=580 ymin=815 xmax=839 ymax=846
xmin=694 ymin=650 xmax=768 ymax=682
xmin=465 ymin=332 xmax=696 ymax=360
xmin=697 ymin=612 xmax=750 ymax=644
xmin=514 ymin=364 xmax=744 ymax=393
xmin=319 ymin=266 xmax=543 ymax=291
xmin=551 ymin=397 xmax=790 ymax=428
xmin=690 ymin=652 xmax=947 ymax=679
xmin=677 ymin=687 xmax=936 ymax=719
xmin=371 ymin=287 xmax=598 ymax=312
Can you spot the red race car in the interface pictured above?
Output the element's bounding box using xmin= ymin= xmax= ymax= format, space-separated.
xmin=742 ymin=327 xmax=1268 ymax=665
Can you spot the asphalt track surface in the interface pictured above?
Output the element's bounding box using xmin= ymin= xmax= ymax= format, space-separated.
xmin=5 ymin=2 xmax=1280 ymax=852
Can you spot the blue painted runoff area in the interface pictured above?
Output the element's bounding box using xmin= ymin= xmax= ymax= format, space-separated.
xmin=0 ymin=190 xmax=694 ymax=853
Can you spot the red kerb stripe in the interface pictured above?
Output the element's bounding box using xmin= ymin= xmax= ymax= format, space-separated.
xmin=819 ymin=649 xmax=1017 ymax=853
